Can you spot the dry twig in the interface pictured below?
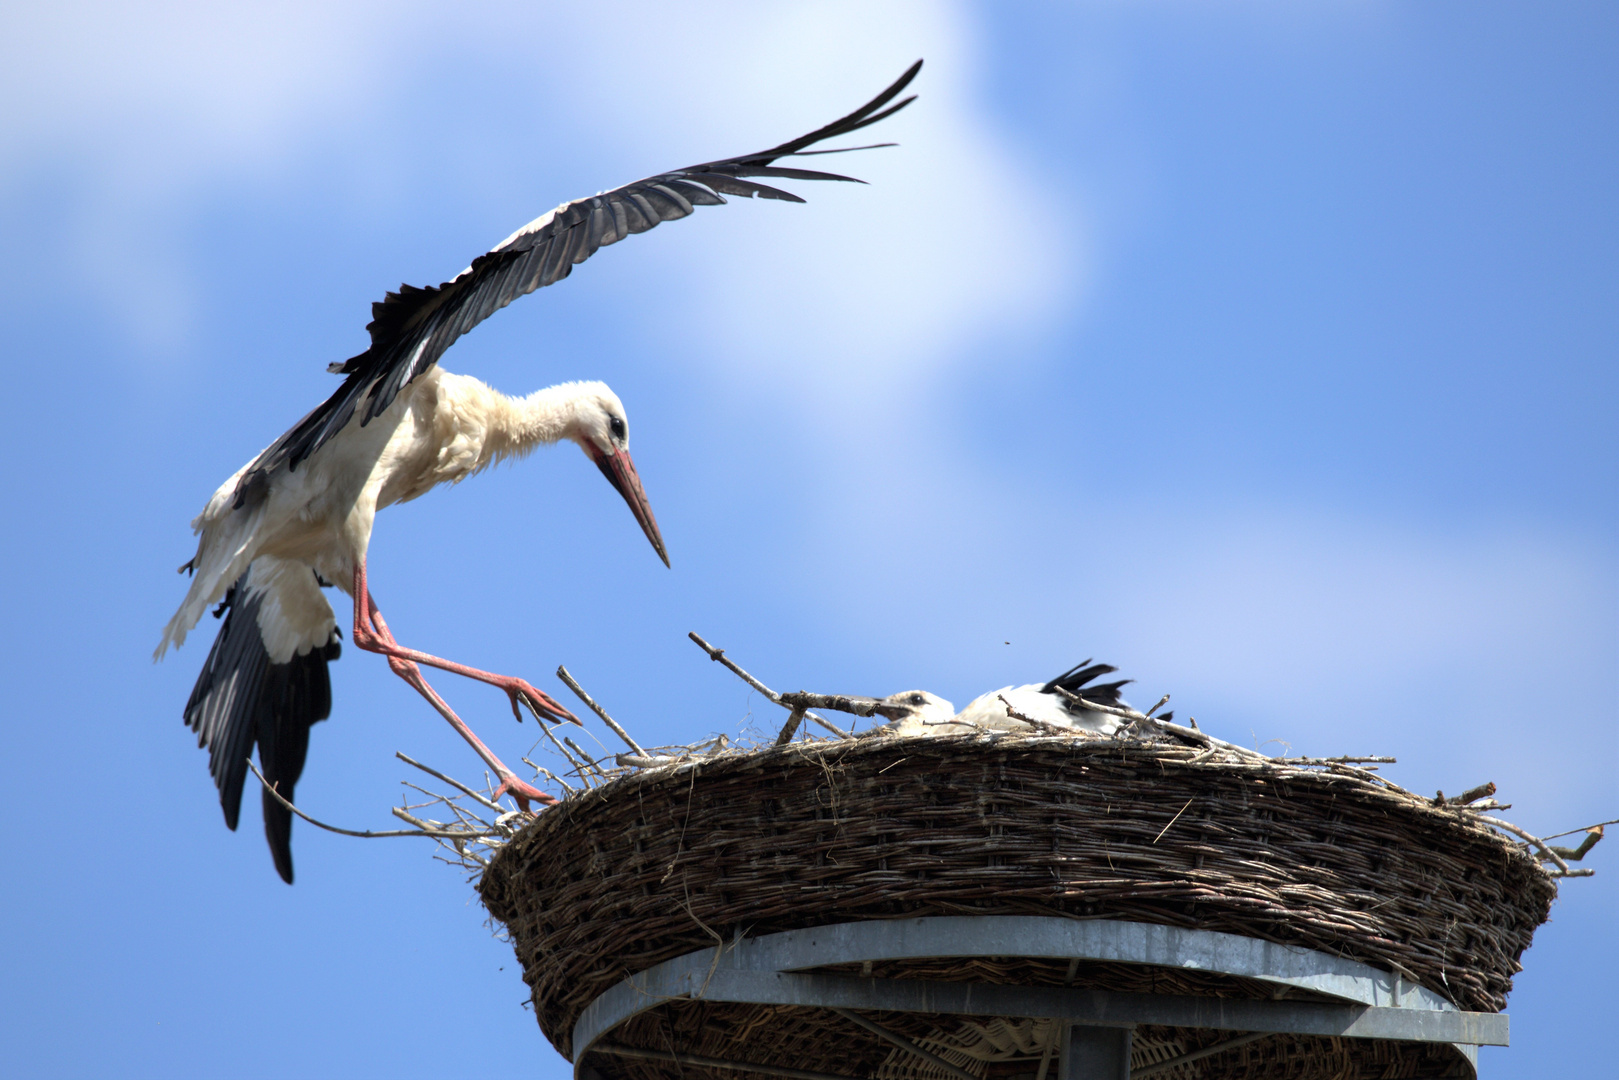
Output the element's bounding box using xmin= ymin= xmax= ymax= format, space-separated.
xmin=396 ymin=752 xmax=505 ymax=813
xmin=775 ymin=705 xmax=807 ymax=746
xmin=249 ymin=762 xmax=502 ymax=841
xmin=1477 ymin=816 xmax=1596 ymax=877
xmin=556 ymin=665 xmax=647 ymax=756
xmin=1540 ymin=819 xmax=1619 ymax=843
xmin=1550 ymin=827 xmax=1605 ymax=861
xmin=688 ymin=632 xmax=849 ymax=738
xmin=1152 ymin=798 xmax=1196 ymax=844
xmin=523 ymin=756 xmax=579 ymax=795
xmin=778 ymin=691 xmax=907 ymax=720
xmin=563 ymin=735 xmax=610 ymax=780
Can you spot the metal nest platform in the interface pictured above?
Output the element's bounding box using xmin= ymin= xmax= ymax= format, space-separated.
xmin=478 ymin=735 xmax=1557 ymax=1079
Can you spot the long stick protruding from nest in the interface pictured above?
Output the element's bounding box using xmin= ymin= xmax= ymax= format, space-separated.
xmin=1478 ymin=815 xmax=1598 ymax=877
xmin=395 ymin=752 xmax=504 ymax=813
xmin=1539 ymin=819 xmax=1619 ymax=844
xmin=778 ymin=691 xmax=909 ymax=719
xmin=557 ymin=665 xmax=647 ymax=756
xmin=688 ymin=632 xmax=849 ymax=738
xmin=248 ymin=761 xmax=506 ymax=840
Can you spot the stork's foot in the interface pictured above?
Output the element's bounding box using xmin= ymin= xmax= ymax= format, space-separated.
xmin=493 ymin=774 xmax=561 ymax=813
xmin=499 ymin=677 xmax=577 ymax=726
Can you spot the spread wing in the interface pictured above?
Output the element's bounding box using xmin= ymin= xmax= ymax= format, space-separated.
xmin=232 ymin=61 xmax=921 ymax=505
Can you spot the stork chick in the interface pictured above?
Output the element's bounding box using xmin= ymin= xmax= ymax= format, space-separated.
xmin=869 ymin=660 xmax=1158 ymax=739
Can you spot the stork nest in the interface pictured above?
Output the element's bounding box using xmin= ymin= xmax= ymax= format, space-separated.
xmin=477 ymin=732 xmax=1556 ymax=1067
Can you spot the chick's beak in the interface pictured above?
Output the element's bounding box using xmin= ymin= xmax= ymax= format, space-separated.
xmin=590 ymin=446 xmax=669 ymax=567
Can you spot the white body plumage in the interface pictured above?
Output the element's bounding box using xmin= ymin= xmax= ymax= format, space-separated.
xmin=870 ymin=661 xmax=1137 ymax=739
xmin=158 ymin=371 xmax=648 ymax=665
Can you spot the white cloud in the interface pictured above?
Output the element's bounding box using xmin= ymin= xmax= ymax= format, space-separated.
xmin=1099 ymin=514 xmax=1615 ymax=819
xmin=1 ymin=2 xmax=408 ymax=351
xmin=580 ymin=5 xmax=1075 ymax=402
xmin=0 ymin=5 xmax=377 ymax=170
xmin=761 ymin=433 xmax=1615 ymax=821
xmin=1092 ymin=515 xmax=1603 ymax=690
xmin=1 ymin=1 xmax=1074 ymax=388
xmin=23 ymin=0 xmax=1601 ymax=817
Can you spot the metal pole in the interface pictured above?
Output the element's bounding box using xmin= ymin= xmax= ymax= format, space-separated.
xmin=1059 ymin=1023 xmax=1132 ymax=1080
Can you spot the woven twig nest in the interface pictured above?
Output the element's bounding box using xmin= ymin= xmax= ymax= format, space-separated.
xmin=479 ymin=734 xmax=1553 ymax=1075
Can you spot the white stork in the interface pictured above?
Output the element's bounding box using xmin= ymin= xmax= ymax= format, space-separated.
xmin=157 ymin=63 xmax=922 ymax=882
xmin=873 ymin=659 xmax=1152 ymax=738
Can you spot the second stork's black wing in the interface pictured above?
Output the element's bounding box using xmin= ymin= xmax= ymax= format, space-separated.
xmin=232 ymin=61 xmax=922 ymax=505
xmin=1042 ymin=659 xmax=1171 ymax=721
xmin=1043 ymin=659 xmax=1131 ymax=708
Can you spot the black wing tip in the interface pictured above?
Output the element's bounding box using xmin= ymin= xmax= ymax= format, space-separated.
xmin=794 ymin=59 xmax=923 ymax=146
xmin=1079 ymin=678 xmax=1133 ymax=705
xmin=685 ymin=60 xmax=924 ymax=176
xmin=863 ymin=60 xmax=923 ymax=112
xmin=790 ymin=141 xmax=899 ymax=157
xmin=1042 ymin=659 xmax=1124 ymax=695
xmin=283 ymin=60 xmax=923 ymax=471
xmin=851 ymin=93 xmax=919 ymax=134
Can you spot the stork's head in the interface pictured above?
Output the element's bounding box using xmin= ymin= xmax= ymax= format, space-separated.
xmin=566 ymin=383 xmax=668 ymax=567
xmin=874 ymin=690 xmax=957 ymax=727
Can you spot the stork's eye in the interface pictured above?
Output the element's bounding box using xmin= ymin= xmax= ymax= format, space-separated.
xmin=608 ymin=415 xmax=626 ymax=442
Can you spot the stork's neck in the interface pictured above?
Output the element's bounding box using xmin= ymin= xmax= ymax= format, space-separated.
xmin=472 ymin=376 xmax=611 ymax=467
xmin=495 ymin=383 xmax=585 ymax=450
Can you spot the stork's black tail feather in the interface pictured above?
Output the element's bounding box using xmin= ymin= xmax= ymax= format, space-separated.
xmin=184 ymin=580 xmax=340 ymax=884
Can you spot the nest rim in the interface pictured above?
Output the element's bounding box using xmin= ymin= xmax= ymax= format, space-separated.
xmin=480 ymin=732 xmax=1553 ymax=1072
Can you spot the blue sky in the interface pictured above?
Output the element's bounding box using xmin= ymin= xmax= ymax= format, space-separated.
xmin=0 ymin=3 xmax=1612 ymax=1077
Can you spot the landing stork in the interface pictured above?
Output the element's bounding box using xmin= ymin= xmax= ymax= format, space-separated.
xmin=157 ymin=63 xmax=922 ymax=882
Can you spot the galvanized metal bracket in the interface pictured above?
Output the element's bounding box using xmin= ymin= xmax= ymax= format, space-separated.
xmin=571 ymin=915 xmax=1501 ymax=1079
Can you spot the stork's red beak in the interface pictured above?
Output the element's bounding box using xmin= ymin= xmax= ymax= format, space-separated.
xmin=590 ymin=446 xmax=669 ymax=567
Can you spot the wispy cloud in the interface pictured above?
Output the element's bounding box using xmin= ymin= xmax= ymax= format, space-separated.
xmin=1 ymin=2 xmax=1073 ymax=387
xmin=774 ymin=460 xmax=1615 ymax=821
xmin=1 ymin=2 xmax=406 ymax=352
xmin=10 ymin=0 xmax=1602 ymax=814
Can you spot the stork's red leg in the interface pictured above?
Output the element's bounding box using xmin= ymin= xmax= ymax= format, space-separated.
xmin=379 ymin=653 xmax=557 ymax=811
xmin=349 ymin=559 xmax=577 ymax=725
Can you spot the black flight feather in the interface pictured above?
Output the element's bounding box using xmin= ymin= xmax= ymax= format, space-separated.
xmin=1042 ymin=660 xmax=1131 ymax=709
xmin=230 ymin=61 xmax=921 ymax=506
